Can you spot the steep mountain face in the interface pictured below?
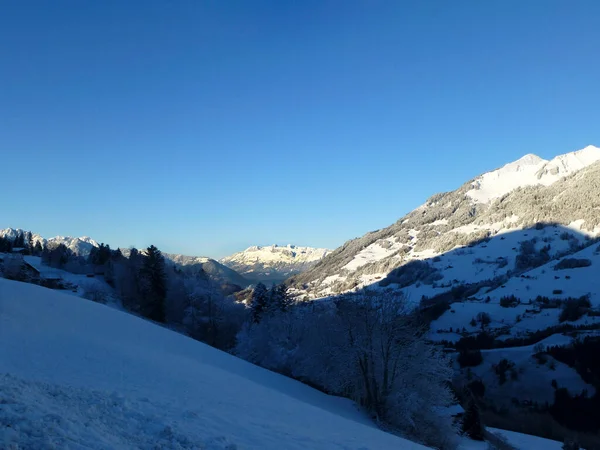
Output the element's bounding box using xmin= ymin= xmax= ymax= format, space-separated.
xmin=289 ymin=145 xmax=600 ymax=301
xmin=163 ymin=253 xmax=251 ymax=288
xmin=47 ymin=236 xmax=99 ymax=256
xmin=0 ymin=228 xmax=45 ymax=247
xmin=0 ymin=228 xmax=99 ymax=256
xmin=220 ymin=244 xmax=331 ymax=284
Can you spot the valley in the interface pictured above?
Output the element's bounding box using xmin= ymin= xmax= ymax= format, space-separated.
xmin=2 ymin=145 xmax=600 ymax=449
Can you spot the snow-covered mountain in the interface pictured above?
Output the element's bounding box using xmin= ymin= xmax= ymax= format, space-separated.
xmin=0 ymin=228 xmax=45 ymax=247
xmin=47 ymin=235 xmax=99 ymax=256
xmin=220 ymin=244 xmax=331 ymax=284
xmin=290 ymin=145 xmax=600 ymax=301
xmin=467 ymin=145 xmax=600 ymax=203
xmin=287 ymin=145 xmax=600 ymax=440
xmin=0 ymin=228 xmax=99 ymax=256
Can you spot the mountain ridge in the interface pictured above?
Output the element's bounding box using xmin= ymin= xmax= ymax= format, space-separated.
xmin=289 ymin=145 xmax=600 ymax=300
xmin=220 ymin=244 xmax=331 ymax=284
xmin=467 ymin=144 xmax=600 ymax=203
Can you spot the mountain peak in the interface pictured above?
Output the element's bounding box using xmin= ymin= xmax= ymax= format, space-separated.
xmin=468 ymin=145 xmax=600 ymax=203
xmin=579 ymin=144 xmax=600 ymax=152
xmin=514 ymin=153 xmax=544 ymax=165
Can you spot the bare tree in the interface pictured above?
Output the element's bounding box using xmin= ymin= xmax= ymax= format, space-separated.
xmin=235 ymin=290 xmax=458 ymax=448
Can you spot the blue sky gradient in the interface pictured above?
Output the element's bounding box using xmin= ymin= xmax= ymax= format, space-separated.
xmin=1 ymin=1 xmax=599 ymax=258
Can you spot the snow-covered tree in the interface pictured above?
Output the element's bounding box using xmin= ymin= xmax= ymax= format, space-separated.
xmin=267 ymin=283 xmax=292 ymax=313
xmin=250 ymin=282 xmax=268 ymax=323
xmin=235 ymin=290 xmax=457 ymax=448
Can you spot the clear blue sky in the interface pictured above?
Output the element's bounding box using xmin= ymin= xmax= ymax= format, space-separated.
xmin=1 ymin=1 xmax=599 ymax=258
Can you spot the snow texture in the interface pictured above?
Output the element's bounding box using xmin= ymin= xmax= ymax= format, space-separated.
xmin=0 ymin=278 xmax=428 ymax=449
xmin=467 ymin=145 xmax=600 ymax=203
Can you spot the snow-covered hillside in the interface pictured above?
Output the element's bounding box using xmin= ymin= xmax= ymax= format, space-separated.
xmin=220 ymin=244 xmax=330 ymax=284
xmin=0 ymin=278 xmax=427 ymax=449
xmin=467 ymin=145 xmax=600 ymax=203
xmin=290 ymin=145 xmax=600 ymax=301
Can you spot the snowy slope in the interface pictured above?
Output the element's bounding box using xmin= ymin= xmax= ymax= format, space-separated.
xmin=291 ymin=144 xmax=600 ymax=301
xmin=482 ymin=242 xmax=600 ymax=305
xmin=220 ymin=244 xmax=331 ymax=283
xmin=0 ymin=278 xmax=426 ymax=449
xmin=459 ymin=429 xmax=564 ymax=450
xmin=468 ymin=337 xmax=594 ymax=405
xmin=467 ymin=153 xmax=548 ymax=204
xmin=467 ymin=145 xmax=600 ymax=203
xmin=428 ymin=239 xmax=600 ymax=340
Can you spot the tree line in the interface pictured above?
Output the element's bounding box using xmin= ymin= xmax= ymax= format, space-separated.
xmin=2 ymin=231 xmax=461 ymax=448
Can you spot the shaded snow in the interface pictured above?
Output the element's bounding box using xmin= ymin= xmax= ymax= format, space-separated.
xmin=483 ymin=242 xmax=600 ymax=306
xmin=461 ymin=339 xmax=595 ymax=405
xmin=0 ymin=278 xmax=427 ymax=449
xmin=487 ymin=428 xmax=564 ymax=450
xmin=458 ymin=428 xmax=564 ymax=450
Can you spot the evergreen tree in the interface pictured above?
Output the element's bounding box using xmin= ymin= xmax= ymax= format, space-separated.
xmin=97 ymin=243 xmax=111 ymax=265
xmin=88 ymin=243 xmax=111 ymax=266
xmin=48 ymin=244 xmax=70 ymax=268
xmin=111 ymin=248 xmax=123 ymax=260
xmin=13 ymin=231 xmax=25 ymax=249
xmin=104 ymin=258 xmax=115 ymax=287
xmin=462 ymin=396 xmax=485 ymax=440
xmin=139 ymin=245 xmax=167 ymax=323
xmin=33 ymin=241 xmax=43 ymax=256
xmin=88 ymin=246 xmax=98 ymax=265
xmin=41 ymin=245 xmax=50 ymax=265
xmin=22 ymin=231 xmax=33 ymax=255
xmin=0 ymin=236 xmax=12 ymax=252
xmin=250 ymin=282 xmax=269 ymax=323
xmin=268 ymin=284 xmax=291 ymax=313
xmin=115 ymin=247 xmax=142 ymax=312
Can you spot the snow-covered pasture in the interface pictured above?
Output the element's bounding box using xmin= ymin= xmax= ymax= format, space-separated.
xmin=0 ymin=278 xmax=428 ymax=449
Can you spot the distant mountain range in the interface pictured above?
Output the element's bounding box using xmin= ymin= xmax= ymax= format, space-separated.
xmin=162 ymin=253 xmax=251 ymax=289
xmin=0 ymin=229 xmax=98 ymax=256
xmin=220 ymin=244 xmax=331 ymax=284
xmin=0 ymin=228 xmax=328 ymax=288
